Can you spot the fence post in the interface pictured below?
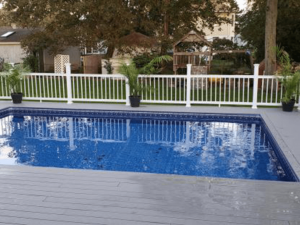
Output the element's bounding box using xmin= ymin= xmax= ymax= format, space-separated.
xmin=65 ymin=63 xmax=73 ymax=104
xmin=125 ymin=77 xmax=130 ymax=106
xmin=186 ymin=64 xmax=192 ymax=107
xmin=252 ymin=64 xmax=259 ymax=109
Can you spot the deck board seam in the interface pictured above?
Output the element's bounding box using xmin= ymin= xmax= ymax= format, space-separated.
xmin=0 ymin=200 xmax=298 ymax=223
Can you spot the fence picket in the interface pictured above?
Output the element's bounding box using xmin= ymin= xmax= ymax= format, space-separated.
xmin=0 ymin=63 xmax=298 ymax=108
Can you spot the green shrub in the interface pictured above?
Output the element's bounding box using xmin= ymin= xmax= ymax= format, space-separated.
xmin=23 ymin=55 xmax=39 ymax=72
xmin=276 ymin=48 xmax=300 ymax=103
xmin=118 ymin=55 xmax=173 ymax=96
xmin=133 ymin=54 xmax=154 ymax=69
xmin=104 ymin=59 xmax=114 ymax=74
xmin=3 ymin=63 xmax=30 ymax=93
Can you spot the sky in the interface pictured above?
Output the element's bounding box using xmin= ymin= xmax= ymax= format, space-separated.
xmin=236 ymin=0 xmax=248 ymax=10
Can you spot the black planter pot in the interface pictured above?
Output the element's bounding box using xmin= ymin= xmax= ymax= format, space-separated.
xmin=282 ymin=99 xmax=295 ymax=112
xmin=11 ymin=93 xmax=23 ymax=104
xmin=129 ymin=96 xmax=141 ymax=107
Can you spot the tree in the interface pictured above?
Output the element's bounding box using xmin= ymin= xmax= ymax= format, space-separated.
xmin=212 ymin=38 xmax=238 ymax=51
xmin=132 ymin=0 xmax=238 ymax=54
xmin=264 ymin=0 xmax=278 ymax=75
xmin=0 ymin=9 xmax=9 ymax=26
xmin=239 ymin=0 xmax=300 ymax=63
xmin=1 ymin=0 xmax=134 ymax=55
xmin=0 ymin=0 xmax=238 ymax=55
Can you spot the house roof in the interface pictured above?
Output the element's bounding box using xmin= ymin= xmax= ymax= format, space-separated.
xmin=118 ymin=32 xmax=157 ymax=48
xmin=173 ymin=30 xmax=212 ymax=47
xmin=0 ymin=27 xmax=32 ymax=43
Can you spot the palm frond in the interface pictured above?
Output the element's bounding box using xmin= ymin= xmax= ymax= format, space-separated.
xmin=3 ymin=63 xmax=30 ymax=93
xmin=118 ymin=55 xmax=173 ymax=96
xmin=276 ymin=47 xmax=300 ymax=102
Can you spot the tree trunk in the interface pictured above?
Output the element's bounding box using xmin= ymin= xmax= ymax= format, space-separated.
xmin=264 ymin=0 xmax=278 ymax=75
xmin=161 ymin=0 xmax=170 ymax=55
xmin=164 ymin=0 xmax=170 ymax=37
xmin=106 ymin=43 xmax=115 ymax=58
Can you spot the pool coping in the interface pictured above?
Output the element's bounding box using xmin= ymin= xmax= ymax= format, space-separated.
xmin=0 ymin=105 xmax=299 ymax=182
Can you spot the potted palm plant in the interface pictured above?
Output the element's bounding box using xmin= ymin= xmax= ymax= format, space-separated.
xmin=118 ymin=55 xmax=172 ymax=107
xmin=3 ymin=64 xmax=30 ymax=104
xmin=276 ymin=49 xmax=300 ymax=112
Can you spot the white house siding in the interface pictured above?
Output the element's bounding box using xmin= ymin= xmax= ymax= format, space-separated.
xmin=198 ymin=13 xmax=235 ymax=42
xmin=0 ymin=43 xmax=27 ymax=64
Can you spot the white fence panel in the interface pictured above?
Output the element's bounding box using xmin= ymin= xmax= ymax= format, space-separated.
xmin=0 ymin=73 xmax=68 ymax=101
xmin=0 ymin=63 xmax=299 ymax=109
xmin=0 ymin=75 xmax=10 ymax=99
xmin=70 ymin=74 xmax=127 ymax=103
xmin=23 ymin=73 xmax=68 ymax=101
xmin=257 ymin=75 xmax=283 ymax=106
xmin=189 ymin=75 xmax=254 ymax=106
xmin=139 ymin=75 xmax=187 ymax=104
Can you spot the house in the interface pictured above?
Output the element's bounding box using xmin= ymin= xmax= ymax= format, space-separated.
xmin=103 ymin=32 xmax=159 ymax=74
xmin=0 ymin=27 xmax=81 ymax=72
xmin=0 ymin=27 xmax=28 ymax=64
xmin=197 ymin=4 xmax=237 ymax=42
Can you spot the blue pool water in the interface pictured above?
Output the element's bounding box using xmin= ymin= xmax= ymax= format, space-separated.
xmin=0 ymin=108 xmax=297 ymax=182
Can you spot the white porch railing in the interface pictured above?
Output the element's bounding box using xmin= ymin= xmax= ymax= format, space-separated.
xmin=0 ymin=63 xmax=299 ymax=109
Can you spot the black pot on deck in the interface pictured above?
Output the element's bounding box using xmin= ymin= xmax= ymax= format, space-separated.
xmin=11 ymin=93 xmax=23 ymax=104
xmin=282 ymin=99 xmax=295 ymax=112
xmin=129 ymin=96 xmax=141 ymax=107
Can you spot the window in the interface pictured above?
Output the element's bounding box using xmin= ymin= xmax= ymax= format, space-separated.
xmin=1 ymin=31 xmax=15 ymax=38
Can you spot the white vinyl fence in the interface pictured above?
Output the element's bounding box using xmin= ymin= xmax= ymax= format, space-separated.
xmin=0 ymin=63 xmax=299 ymax=110
xmin=0 ymin=115 xmax=264 ymax=158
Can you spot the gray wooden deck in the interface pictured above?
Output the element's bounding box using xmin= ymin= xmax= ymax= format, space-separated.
xmin=0 ymin=102 xmax=300 ymax=225
xmin=0 ymin=164 xmax=299 ymax=225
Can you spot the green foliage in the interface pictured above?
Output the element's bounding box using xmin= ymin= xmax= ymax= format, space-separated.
xmin=118 ymin=55 xmax=172 ymax=96
xmin=23 ymin=54 xmax=39 ymax=72
xmin=276 ymin=48 xmax=300 ymax=103
xmin=104 ymin=60 xmax=114 ymax=74
xmin=239 ymin=0 xmax=300 ymax=62
xmin=133 ymin=54 xmax=153 ymax=69
xmin=3 ymin=64 xmax=30 ymax=94
xmin=1 ymin=0 xmax=238 ymax=54
xmin=0 ymin=9 xmax=9 ymax=26
xmin=118 ymin=62 xmax=142 ymax=96
xmin=140 ymin=55 xmax=173 ymax=75
xmin=133 ymin=54 xmax=173 ymax=74
xmin=211 ymin=38 xmax=251 ymax=73
xmin=212 ymin=38 xmax=238 ymax=51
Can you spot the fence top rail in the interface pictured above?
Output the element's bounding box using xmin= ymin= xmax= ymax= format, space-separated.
xmin=28 ymin=73 xmax=65 ymax=76
xmin=71 ymin=74 xmax=126 ymax=78
xmin=0 ymin=72 xmax=44 ymax=76
xmin=259 ymin=75 xmax=279 ymax=79
xmin=0 ymin=72 xmax=65 ymax=77
xmin=190 ymin=74 xmax=254 ymax=79
xmin=139 ymin=74 xmax=187 ymax=78
xmin=0 ymin=72 xmax=280 ymax=80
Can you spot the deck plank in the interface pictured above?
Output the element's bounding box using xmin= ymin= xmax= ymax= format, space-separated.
xmin=0 ymin=165 xmax=299 ymax=225
xmin=1 ymin=100 xmax=300 ymax=225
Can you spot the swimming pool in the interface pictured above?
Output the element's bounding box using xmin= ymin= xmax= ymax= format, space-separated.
xmin=0 ymin=107 xmax=298 ymax=182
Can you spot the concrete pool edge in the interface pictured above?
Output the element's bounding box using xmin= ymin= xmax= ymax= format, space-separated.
xmin=259 ymin=112 xmax=300 ymax=180
xmin=0 ymin=101 xmax=300 ymax=180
